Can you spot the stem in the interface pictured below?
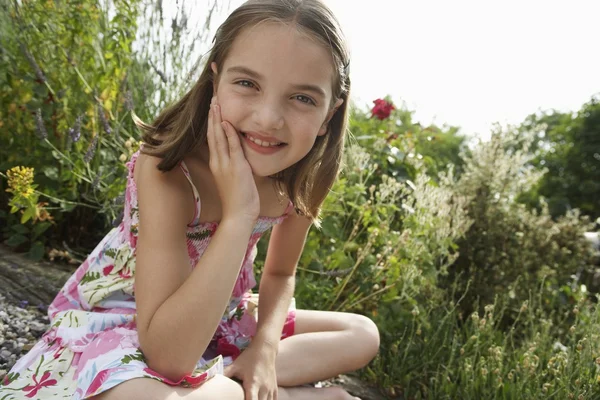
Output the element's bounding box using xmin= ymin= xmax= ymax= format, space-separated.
xmin=329 ymin=239 xmax=374 ymax=310
xmin=42 ymin=139 xmax=92 ymax=184
xmin=35 ymin=191 xmax=99 ymax=210
xmin=342 ymin=282 xmax=398 ymax=311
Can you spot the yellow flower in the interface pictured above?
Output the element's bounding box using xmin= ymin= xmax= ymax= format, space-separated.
xmin=6 ymin=166 xmax=35 ymax=198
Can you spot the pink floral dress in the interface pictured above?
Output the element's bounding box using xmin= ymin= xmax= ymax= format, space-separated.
xmin=0 ymin=150 xmax=296 ymax=399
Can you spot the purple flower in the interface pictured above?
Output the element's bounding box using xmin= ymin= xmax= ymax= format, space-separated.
xmin=68 ymin=116 xmax=82 ymax=142
xmin=84 ymin=136 xmax=98 ymax=163
xmin=124 ymin=90 xmax=134 ymax=112
xmin=18 ymin=300 xmax=29 ymax=308
xmin=98 ymin=104 xmax=112 ymax=135
xmin=92 ymin=173 xmax=101 ymax=189
xmin=35 ymin=109 xmax=48 ymax=140
xmin=20 ymin=44 xmax=46 ymax=83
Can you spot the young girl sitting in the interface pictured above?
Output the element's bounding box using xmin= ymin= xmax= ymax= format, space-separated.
xmin=0 ymin=0 xmax=380 ymax=399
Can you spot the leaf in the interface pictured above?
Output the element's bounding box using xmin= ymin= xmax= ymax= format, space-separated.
xmin=21 ymin=208 xmax=34 ymax=224
xmin=60 ymin=202 xmax=77 ymax=212
xmin=10 ymin=224 xmax=29 ymax=234
xmin=27 ymin=241 xmax=45 ymax=261
xmin=6 ymin=234 xmax=28 ymax=247
xmin=43 ymin=166 xmax=59 ymax=180
xmin=32 ymin=222 xmax=51 ymax=238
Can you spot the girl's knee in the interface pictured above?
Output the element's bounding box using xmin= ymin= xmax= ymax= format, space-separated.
xmin=348 ymin=313 xmax=380 ymax=360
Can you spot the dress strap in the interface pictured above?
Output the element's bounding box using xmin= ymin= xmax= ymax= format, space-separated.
xmin=179 ymin=160 xmax=202 ymax=226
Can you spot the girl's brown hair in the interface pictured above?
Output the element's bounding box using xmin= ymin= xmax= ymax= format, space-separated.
xmin=137 ymin=0 xmax=351 ymax=222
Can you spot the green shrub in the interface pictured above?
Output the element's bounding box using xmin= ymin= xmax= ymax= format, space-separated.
xmin=0 ymin=0 xmax=217 ymax=256
xmin=441 ymin=128 xmax=596 ymax=325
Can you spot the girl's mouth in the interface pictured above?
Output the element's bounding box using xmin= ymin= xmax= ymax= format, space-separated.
xmin=240 ymin=132 xmax=287 ymax=154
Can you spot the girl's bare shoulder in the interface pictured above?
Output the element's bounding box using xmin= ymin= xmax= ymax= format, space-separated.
xmin=134 ymin=152 xmax=195 ymax=226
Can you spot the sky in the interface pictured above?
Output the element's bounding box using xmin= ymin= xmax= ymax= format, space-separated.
xmin=197 ymin=0 xmax=600 ymax=140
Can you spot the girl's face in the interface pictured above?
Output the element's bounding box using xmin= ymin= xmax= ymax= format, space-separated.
xmin=212 ymin=22 xmax=342 ymax=178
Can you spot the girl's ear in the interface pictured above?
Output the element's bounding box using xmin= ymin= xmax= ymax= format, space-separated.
xmin=318 ymin=98 xmax=344 ymax=136
xmin=211 ymin=62 xmax=219 ymax=92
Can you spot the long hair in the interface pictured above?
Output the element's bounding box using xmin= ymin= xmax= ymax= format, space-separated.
xmin=137 ymin=0 xmax=351 ymax=222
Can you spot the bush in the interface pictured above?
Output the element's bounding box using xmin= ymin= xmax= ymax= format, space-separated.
xmin=0 ymin=0 xmax=217 ymax=257
xmin=440 ymin=128 xmax=596 ymax=325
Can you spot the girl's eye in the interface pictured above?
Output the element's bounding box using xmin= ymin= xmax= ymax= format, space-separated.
xmin=236 ymin=80 xmax=256 ymax=88
xmin=295 ymin=95 xmax=316 ymax=106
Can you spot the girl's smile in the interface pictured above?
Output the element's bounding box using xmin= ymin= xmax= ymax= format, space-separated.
xmin=240 ymin=131 xmax=287 ymax=155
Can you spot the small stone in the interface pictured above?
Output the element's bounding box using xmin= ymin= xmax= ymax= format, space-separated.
xmin=23 ymin=343 xmax=34 ymax=351
xmin=29 ymin=321 xmax=47 ymax=334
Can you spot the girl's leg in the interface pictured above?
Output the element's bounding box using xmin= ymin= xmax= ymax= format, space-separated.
xmin=275 ymin=310 xmax=380 ymax=387
xmin=90 ymin=374 xmax=245 ymax=400
xmin=91 ymin=375 xmax=356 ymax=400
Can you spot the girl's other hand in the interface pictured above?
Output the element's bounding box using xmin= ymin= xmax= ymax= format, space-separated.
xmin=207 ymin=97 xmax=260 ymax=225
xmin=224 ymin=342 xmax=278 ymax=400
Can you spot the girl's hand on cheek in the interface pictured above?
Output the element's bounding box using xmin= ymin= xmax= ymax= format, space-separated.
xmin=207 ymin=97 xmax=260 ymax=225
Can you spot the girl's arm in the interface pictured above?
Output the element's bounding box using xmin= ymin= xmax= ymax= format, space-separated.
xmin=134 ymin=155 xmax=255 ymax=383
xmin=253 ymin=212 xmax=312 ymax=350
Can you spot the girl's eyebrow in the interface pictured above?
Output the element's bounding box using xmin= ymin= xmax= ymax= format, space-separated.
xmin=226 ymin=65 xmax=327 ymax=99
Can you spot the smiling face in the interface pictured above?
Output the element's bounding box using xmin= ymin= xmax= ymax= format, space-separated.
xmin=212 ymin=21 xmax=342 ymax=178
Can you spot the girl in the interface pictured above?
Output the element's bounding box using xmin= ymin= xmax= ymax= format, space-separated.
xmin=0 ymin=0 xmax=380 ymax=399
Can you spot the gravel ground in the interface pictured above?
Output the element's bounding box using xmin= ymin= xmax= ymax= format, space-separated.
xmin=0 ymin=294 xmax=50 ymax=382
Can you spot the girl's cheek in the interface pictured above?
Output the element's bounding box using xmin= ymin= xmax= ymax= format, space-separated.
xmin=220 ymin=96 xmax=248 ymax=121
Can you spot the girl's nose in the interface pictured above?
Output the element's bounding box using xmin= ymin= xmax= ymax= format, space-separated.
xmin=255 ymin=97 xmax=284 ymax=131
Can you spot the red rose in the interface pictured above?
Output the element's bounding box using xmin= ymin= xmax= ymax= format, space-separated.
xmin=371 ymin=98 xmax=395 ymax=120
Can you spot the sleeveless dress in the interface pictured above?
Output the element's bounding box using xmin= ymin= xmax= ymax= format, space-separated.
xmin=0 ymin=150 xmax=296 ymax=399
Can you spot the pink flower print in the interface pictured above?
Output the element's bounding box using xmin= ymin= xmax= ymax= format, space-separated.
xmin=85 ymin=367 xmax=129 ymax=397
xmin=187 ymin=239 xmax=199 ymax=261
xmin=236 ymin=311 xmax=257 ymax=338
xmin=129 ymin=233 xmax=138 ymax=249
xmin=103 ymin=265 xmax=114 ymax=276
xmin=22 ymin=371 xmax=57 ymax=398
xmin=74 ymin=329 xmax=124 ymax=379
xmin=281 ymin=311 xmax=296 ymax=339
xmin=84 ymin=369 xmax=111 ymax=397
xmin=118 ymin=266 xmax=132 ymax=279
xmin=70 ymin=332 xmax=98 ymax=352
xmin=216 ymin=337 xmax=241 ymax=360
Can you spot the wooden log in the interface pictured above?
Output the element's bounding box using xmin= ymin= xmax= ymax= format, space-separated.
xmin=0 ymin=245 xmax=74 ymax=306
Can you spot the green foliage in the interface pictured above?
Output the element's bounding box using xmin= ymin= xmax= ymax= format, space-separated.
xmin=440 ymin=128 xmax=595 ymax=325
xmin=372 ymin=288 xmax=600 ymax=399
xmin=520 ymin=95 xmax=600 ymax=220
xmin=0 ymin=0 xmax=142 ymax=252
xmin=0 ymin=0 xmax=217 ymax=253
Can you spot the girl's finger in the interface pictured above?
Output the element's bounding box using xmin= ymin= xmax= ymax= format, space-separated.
xmin=206 ymin=102 xmax=219 ymax=166
xmin=213 ymin=104 xmax=229 ymax=161
xmin=221 ymin=121 xmax=243 ymax=158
